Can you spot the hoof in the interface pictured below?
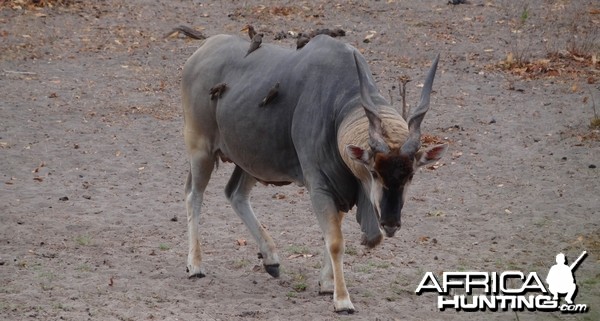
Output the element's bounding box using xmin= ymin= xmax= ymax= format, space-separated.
xmin=186 ymin=266 xmax=206 ymax=278
xmin=360 ymin=232 xmax=383 ymax=249
xmin=264 ymin=264 xmax=280 ymax=278
xmin=335 ymin=308 xmax=355 ymax=315
xmin=188 ymin=272 xmax=206 ymax=279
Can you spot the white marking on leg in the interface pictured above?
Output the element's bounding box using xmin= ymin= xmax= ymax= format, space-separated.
xmin=319 ymin=245 xmax=334 ymax=294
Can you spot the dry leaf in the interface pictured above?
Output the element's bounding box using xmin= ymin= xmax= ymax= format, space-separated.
xmin=428 ymin=210 xmax=444 ymax=217
xmin=272 ymin=193 xmax=286 ymax=199
xmin=33 ymin=162 xmax=45 ymax=173
xmin=236 ymin=239 xmax=247 ymax=246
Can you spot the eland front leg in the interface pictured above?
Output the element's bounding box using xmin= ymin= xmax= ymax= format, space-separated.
xmin=311 ymin=191 xmax=355 ymax=313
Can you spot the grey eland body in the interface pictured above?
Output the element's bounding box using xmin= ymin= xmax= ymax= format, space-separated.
xmin=182 ymin=34 xmax=446 ymax=313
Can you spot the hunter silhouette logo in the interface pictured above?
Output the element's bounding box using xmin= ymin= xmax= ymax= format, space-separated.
xmin=546 ymin=251 xmax=587 ymax=305
xmin=415 ymin=251 xmax=589 ymax=313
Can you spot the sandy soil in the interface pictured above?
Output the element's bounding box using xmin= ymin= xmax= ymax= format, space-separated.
xmin=1 ymin=0 xmax=599 ymax=320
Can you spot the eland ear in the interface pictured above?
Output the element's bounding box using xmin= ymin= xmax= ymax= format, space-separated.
xmin=415 ymin=144 xmax=448 ymax=167
xmin=346 ymin=144 xmax=372 ymax=165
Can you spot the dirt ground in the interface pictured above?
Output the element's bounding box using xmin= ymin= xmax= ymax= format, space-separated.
xmin=1 ymin=0 xmax=599 ymax=320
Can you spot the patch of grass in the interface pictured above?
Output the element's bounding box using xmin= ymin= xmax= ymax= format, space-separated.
xmin=393 ymin=275 xmax=410 ymax=287
xmin=580 ymin=274 xmax=600 ymax=290
xmin=292 ymin=282 xmax=307 ymax=292
xmin=373 ymin=261 xmax=391 ymax=269
xmin=158 ymin=243 xmax=170 ymax=251
xmin=52 ymin=302 xmax=71 ymax=311
xmin=355 ymin=264 xmax=372 ymax=274
xmin=355 ymin=260 xmax=391 ymax=273
xmin=519 ymin=5 xmax=529 ymax=25
xmin=286 ymin=245 xmax=310 ymax=255
xmin=492 ymin=258 xmax=522 ymax=272
xmin=37 ymin=270 xmax=56 ymax=291
xmin=344 ymin=245 xmax=357 ymax=256
xmin=582 ymin=311 xmax=600 ymax=321
xmin=232 ymin=259 xmax=250 ymax=269
xmin=286 ymin=291 xmax=297 ymax=298
xmin=76 ymin=264 xmax=92 ymax=272
xmin=533 ymin=217 xmax=550 ymax=228
xmin=75 ymin=234 xmax=92 ymax=246
xmin=291 ymin=273 xmax=308 ymax=292
xmin=37 ymin=271 xmax=56 ymax=281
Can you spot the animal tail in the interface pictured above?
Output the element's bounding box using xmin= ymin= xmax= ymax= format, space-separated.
xmin=165 ymin=25 xmax=206 ymax=40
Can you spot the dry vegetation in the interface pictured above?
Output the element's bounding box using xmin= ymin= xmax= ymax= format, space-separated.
xmin=494 ymin=1 xmax=599 ymax=81
xmin=1 ymin=0 xmax=77 ymax=9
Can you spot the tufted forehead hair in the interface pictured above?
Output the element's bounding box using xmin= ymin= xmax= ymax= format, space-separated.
xmin=374 ymin=150 xmax=414 ymax=186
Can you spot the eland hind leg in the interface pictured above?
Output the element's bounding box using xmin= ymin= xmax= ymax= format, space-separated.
xmin=225 ymin=165 xmax=280 ymax=277
xmin=184 ymin=140 xmax=215 ymax=278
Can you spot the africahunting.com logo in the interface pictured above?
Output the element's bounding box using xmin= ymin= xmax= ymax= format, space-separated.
xmin=416 ymin=251 xmax=589 ymax=313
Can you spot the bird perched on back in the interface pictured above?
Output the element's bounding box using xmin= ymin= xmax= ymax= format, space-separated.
xmin=309 ymin=28 xmax=346 ymax=38
xmin=209 ymin=83 xmax=228 ymax=100
xmin=245 ymin=33 xmax=263 ymax=57
xmin=241 ymin=25 xmax=257 ymax=40
xmin=259 ymin=82 xmax=280 ymax=107
xmin=296 ymin=33 xmax=310 ymax=50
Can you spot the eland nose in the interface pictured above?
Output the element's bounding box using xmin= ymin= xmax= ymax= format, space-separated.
xmin=382 ymin=223 xmax=400 ymax=237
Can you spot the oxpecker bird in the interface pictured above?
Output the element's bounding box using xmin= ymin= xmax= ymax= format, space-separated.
xmin=245 ymin=33 xmax=263 ymax=57
xmin=296 ymin=33 xmax=310 ymax=50
xmin=259 ymin=82 xmax=279 ymax=107
xmin=241 ymin=25 xmax=257 ymax=40
xmin=209 ymin=83 xmax=228 ymax=100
